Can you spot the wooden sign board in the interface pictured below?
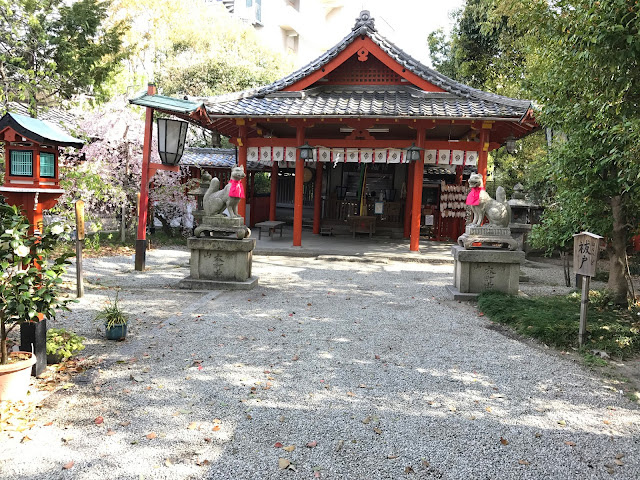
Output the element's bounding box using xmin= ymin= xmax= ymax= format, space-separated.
xmin=75 ymin=200 xmax=85 ymax=240
xmin=573 ymin=231 xmax=602 ymax=277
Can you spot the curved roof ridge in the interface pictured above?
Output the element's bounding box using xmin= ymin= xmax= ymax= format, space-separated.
xmin=204 ymin=10 xmax=531 ymax=111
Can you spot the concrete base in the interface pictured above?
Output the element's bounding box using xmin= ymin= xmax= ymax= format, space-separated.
xmin=179 ymin=276 xmax=258 ymax=290
xmin=451 ymin=245 xmax=525 ymax=297
xmin=185 ymin=237 xmax=257 ymax=288
xmin=445 ymin=285 xmax=480 ymax=301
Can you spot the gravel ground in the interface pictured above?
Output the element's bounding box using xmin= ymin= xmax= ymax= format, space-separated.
xmin=1 ymin=249 xmax=639 ymax=479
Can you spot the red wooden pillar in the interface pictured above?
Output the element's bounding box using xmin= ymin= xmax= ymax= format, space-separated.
xmin=293 ymin=126 xmax=305 ymax=246
xmin=403 ymin=162 xmax=414 ymax=239
xmin=237 ymin=123 xmax=248 ymax=219
xmin=135 ymin=83 xmax=156 ymax=271
xmin=269 ymin=162 xmax=278 ymax=221
xmin=410 ymin=130 xmax=426 ymax=252
xmin=478 ymin=128 xmax=490 ymax=186
xmin=313 ymin=161 xmax=323 ymax=234
xmin=455 ymin=165 xmax=463 ymax=185
xmin=249 ymin=171 xmax=256 ymax=227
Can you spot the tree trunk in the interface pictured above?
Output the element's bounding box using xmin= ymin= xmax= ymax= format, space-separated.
xmin=1 ymin=319 xmax=6 ymax=365
xmin=607 ymin=195 xmax=628 ymax=304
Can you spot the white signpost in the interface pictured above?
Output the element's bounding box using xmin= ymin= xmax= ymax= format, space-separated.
xmin=573 ymin=231 xmax=603 ymax=347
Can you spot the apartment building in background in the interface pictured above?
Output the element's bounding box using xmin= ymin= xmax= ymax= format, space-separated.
xmin=210 ymin=1 xmax=417 ymax=68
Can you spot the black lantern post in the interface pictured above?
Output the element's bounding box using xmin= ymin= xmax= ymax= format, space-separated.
xmin=157 ymin=118 xmax=188 ymax=165
xmin=298 ymin=142 xmax=314 ymax=160
xmin=405 ymin=143 xmax=423 ymax=161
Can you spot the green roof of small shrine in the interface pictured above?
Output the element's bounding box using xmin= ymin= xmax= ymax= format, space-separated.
xmin=129 ymin=93 xmax=204 ymax=114
xmin=0 ymin=112 xmax=83 ymax=148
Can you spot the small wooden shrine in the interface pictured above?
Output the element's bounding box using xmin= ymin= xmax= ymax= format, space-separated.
xmin=0 ymin=112 xmax=83 ymax=232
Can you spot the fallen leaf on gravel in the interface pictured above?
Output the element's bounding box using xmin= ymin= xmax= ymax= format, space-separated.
xmin=404 ymin=466 xmax=415 ymax=474
xmin=283 ymin=445 xmax=295 ymax=452
xmin=518 ymin=460 xmax=530 ymax=465
xmin=564 ymin=441 xmax=576 ymax=446
xmin=278 ymin=458 xmax=290 ymax=469
xmin=188 ymin=422 xmax=198 ymax=430
xmin=500 ymin=437 xmax=509 ymax=445
xmin=146 ymin=432 xmax=157 ymax=440
xmin=306 ymin=441 xmax=317 ymax=448
xmin=94 ymin=416 xmax=104 ymax=425
xmin=62 ymin=461 xmax=74 ymax=470
xmin=274 ymin=442 xmax=283 ymax=448
xmin=20 ymin=435 xmax=32 ymax=443
xmin=212 ymin=425 xmax=220 ymax=432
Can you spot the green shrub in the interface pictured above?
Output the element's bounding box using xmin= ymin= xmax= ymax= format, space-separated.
xmin=478 ymin=291 xmax=640 ymax=359
xmin=46 ymin=328 xmax=85 ymax=360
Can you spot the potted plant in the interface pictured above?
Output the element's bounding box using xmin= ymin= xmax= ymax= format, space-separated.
xmin=46 ymin=328 xmax=85 ymax=364
xmin=95 ymin=292 xmax=129 ymax=340
xmin=0 ymin=204 xmax=74 ymax=401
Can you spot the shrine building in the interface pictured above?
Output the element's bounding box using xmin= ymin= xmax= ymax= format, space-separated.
xmin=131 ymin=10 xmax=537 ymax=251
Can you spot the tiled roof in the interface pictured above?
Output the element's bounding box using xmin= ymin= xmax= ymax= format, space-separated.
xmin=0 ymin=112 xmax=84 ymax=148
xmin=129 ymin=93 xmax=204 ymax=115
xmin=206 ymin=85 xmax=526 ymax=119
xmin=7 ymin=102 xmax=77 ymax=126
xmin=202 ymin=11 xmax=532 ymax=119
xmin=180 ymin=148 xmax=263 ymax=170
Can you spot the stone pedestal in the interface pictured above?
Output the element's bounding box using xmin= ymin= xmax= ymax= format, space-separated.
xmin=457 ymin=225 xmax=518 ymax=250
xmin=446 ymin=245 xmax=525 ymax=301
xmin=179 ymin=237 xmax=258 ymax=290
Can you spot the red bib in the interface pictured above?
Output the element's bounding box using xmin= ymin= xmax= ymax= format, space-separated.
xmin=229 ymin=179 xmax=245 ymax=199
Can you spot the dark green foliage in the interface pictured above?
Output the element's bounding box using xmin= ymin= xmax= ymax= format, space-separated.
xmin=478 ymin=291 xmax=640 ymax=359
xmin=0 ymin=0 xmax=128 ymax=115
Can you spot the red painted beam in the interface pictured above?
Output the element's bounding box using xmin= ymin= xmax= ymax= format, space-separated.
xmin=410 ymin=129 xmax=426 ymax=252
xmin=293 ymin=126 xmax=305 ymax=246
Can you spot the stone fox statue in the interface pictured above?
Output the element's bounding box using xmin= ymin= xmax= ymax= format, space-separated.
xmin=203 ymin=166 xmax=246 ymax=218
xmin=465 ymin=173 xmax=511 ymax=227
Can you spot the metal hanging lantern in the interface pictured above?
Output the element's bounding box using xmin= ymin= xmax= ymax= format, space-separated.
xmin=405 ymin=143 xmax=423 ymax=161
xmin=298 ymin=142 xmax=314 ymax=160
xmin=157 ymin=118 xmax=188 ymax=166
xmin=505 ymin=135 xmax=516 ymax=154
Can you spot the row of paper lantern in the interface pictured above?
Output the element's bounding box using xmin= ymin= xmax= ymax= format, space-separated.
xmin=247 ymin=147 xmax=479 ymax=166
